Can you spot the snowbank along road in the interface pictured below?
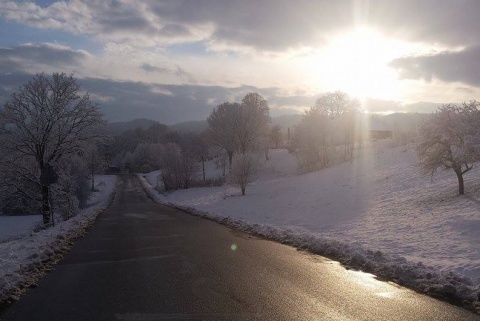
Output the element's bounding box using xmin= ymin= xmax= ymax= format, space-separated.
xmin=1 ymin=175 xmax=479 ymax=321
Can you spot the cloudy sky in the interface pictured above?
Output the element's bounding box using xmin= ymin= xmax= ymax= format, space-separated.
xmin=0 ymin=0 xmax=479 ymax=123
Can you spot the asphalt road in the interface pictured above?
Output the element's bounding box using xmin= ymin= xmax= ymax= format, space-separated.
xmin=1 ymin=175 xmax=479 ymax=321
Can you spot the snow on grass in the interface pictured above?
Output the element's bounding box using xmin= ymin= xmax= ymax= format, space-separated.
xmin=0 ymin=175 xmax=117 ymax=305
xmin=138 ymin=143 xmax=480 ymax=308
xmin=0 ymin=216 xmax=42 ymax=243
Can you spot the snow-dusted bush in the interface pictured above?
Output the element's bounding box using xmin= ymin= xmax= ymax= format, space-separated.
xmin=161 ymin=143 xmax=199 ymax=190
xmin=228 ymin=153 xmax=259 ymax=195
xmin=51 ymin=156 xmax=91 ymax=221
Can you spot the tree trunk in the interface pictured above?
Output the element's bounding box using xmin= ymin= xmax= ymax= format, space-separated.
xmin=41 ymin=185 xmax=51 ymax=225
xmin=202 ymin=155 xmax=206 ymax=181
xmin=455 ymin=170 xmax=465 ymax=195
xmin=227 ymin=150 xmax=234 ymax=167
xmin=241 ymin=186 xmax=246 ymax=195
xmin=91 ymin=175 xmax=95 ymax=192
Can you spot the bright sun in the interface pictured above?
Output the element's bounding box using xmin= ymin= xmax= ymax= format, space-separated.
xmin=304 ymin=28 xmax=417 ymax=103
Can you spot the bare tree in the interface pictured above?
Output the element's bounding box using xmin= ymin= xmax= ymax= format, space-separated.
xmin=415 ymin=102 xmax=480 ymax=195
xmin=228 ymin=153 xmax=259 ymax=195
xmin=182 ymin=132 xmax=209 ymax=181
xmin=0 ymin=73 xmax=106 ymax=225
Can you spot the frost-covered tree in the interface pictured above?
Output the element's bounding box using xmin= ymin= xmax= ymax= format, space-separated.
xmin=160 ymin=143 xmax=183 ymax=190
xmin=207 ymin=102 xmax=240 ymax=166
xmin=295 ymin=91 xmax=361 ymax=171
xmin=207 ymin=93 xmax=270 ymax=166
xmin=51 ymin=155 xmax=90 ymax=221
xmin=415 ymin=102 xmax=480 ymax=195
xmin=314 ymin=91 xmax=360 ymax=118
xmin=294 ymin=109 xmax=333 ymax=171
xmin=181 ymin=132 xmax=209 ymax=181
xmin=0 ymin=73 xmax=106 ymax=224
xmin=236 ymin=93 xmax=271 ymax=155
xmin=124 ymin=142 xmax=164 ymax=173
xmin=228 ymin=153 xmax=259 ymax=195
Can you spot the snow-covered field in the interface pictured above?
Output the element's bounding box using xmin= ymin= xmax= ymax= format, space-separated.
xmin=140 ymin=141 xmax=480 ymax=306
xmin=0 ymin=175 xmax=117 ymax=304
xmin=0 ymin=216 xmax=42 ymax=243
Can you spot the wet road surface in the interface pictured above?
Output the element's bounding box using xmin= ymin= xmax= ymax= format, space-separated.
xmin=1 ymin=175 xmax=479 ymax=320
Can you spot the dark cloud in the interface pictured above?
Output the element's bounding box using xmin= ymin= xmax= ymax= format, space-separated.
xmin=140 ymin=63 xmax=196 ymax=83
xmin=366 ymin=0 xmax=480 ymax=47
xmin=0 ymin=70 xmax=444 ymax=123
xmin=149 ymin=0 xmax=351 ymax=51
xmin=0 ymin=71 xmax=305 ymax=123
xmin=389 ymin=46 xmax=480 ymax=86
xmin=159 ymin=24 xmax=192 ymax=38
xmin=0 ymin=43 xmax=87 ymax=74
xmin=5 ymin=0 xmax=480 ymax=52
xmin=140 ymin=63 xmax=170 ymax=73
xmin=70 ymin=80 xmax=309 ymax=123
xmin=95 ymin=1 xmax=154 ymax=34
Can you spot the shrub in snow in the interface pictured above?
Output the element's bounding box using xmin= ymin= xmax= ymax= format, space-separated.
xmin=228 ymin=153 xmax=259 ymax=195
